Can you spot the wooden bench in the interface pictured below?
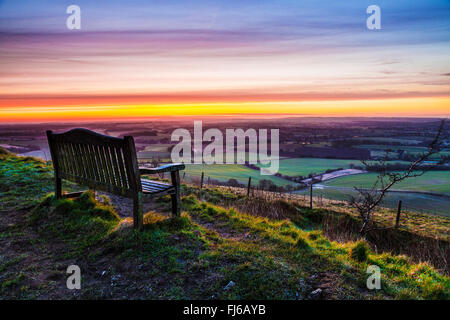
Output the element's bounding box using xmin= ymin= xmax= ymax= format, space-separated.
xmin=46 ymin=128 xmax=185 ymax=230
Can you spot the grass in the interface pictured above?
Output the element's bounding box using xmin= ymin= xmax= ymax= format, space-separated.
xmin=184 ymin=163 xmax=297 ymax=187
xmin=349 ymin=241 xmax=370 ymax=262
xmin=324 ymin=171 xmax=450 ymax=194
xmin=256 ymin=158 xmax=413 ymax=177
xmin=257 ymin=158 xmax=361 ymax=177
xmin=0 ymin=150 xmax=54 ymax=210
xmin=0 ymin=149 xmax=449 ymax=300
xmin=0 ymin=149 xmax=83 ymax=211
xmin=180 ymin=195 xmax=449 ymax=299
xmin=294 ymin=185 xmax=450 ymax=217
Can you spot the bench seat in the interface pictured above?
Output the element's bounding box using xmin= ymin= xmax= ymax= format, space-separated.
xmin=141 ymin=179 xmax=175 ymax=195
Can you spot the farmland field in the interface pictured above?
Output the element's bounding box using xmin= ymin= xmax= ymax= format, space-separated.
xmin=356 ymin=145 xmax=450 ymax=158
xmin=184 ymin=164 xmax=298 ymax=187
xmin=294 ymin=185 xmax=450 ymax=217
xmin=257 ymin=158 xmax=411 ymax=177
xmin=351 ymin=137 xmax=423 ymax=144
xmin=324 ymin=171 xmax=450 ymax=194
xmin=257 ymin=158 xmax=362 ymax=176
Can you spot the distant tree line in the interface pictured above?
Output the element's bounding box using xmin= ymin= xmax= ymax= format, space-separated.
xmin=349 ymin=161 xmax=450 ymax=172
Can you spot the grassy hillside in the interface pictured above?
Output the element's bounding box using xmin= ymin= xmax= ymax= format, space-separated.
xmin=0 ymin=150 xmax=448 ymax=300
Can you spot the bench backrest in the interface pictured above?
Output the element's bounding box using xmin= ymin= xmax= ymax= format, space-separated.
xmin=46 ymin=128 xmax=142 ymax=197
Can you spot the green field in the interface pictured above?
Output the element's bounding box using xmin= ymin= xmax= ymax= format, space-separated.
xmin=257 ymin=158 xmax=412 ymax=177
xmin=184 ymin=164 xmax=298 ymax=187
xmin=324 ymin=171 xmax=450 ymax=194
xmin=257 ymin=158 xmax=362 ymax=177
xmin=186 ymin=158 xmax=418 ymax=187
xmin=295 ymin=186 xmax=450 ymax=217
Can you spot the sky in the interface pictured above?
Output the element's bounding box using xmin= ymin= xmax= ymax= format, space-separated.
xmin=0 ymin=0 xmax=449 ymax=122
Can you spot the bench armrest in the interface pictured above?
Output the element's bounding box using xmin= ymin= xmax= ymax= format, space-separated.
xmin=139 ymin=163 xmax=185 ymax=175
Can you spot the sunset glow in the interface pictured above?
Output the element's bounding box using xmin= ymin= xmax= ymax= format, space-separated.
xmin=1 ymin=0 xmax=449 ymax=122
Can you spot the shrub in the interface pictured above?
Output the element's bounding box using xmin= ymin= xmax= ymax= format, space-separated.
xmin=0 ymin=147 xmax=11 ymax=156
xmin=349 ymin=240 xmax=370 ymax=262
xmin=308 ymin=230 xmax=323 ymax=241
xmin=296 ymin=237 xmax=310 ymax=250
xmin=181 ymin=195 xmax=197 ymax=205
xmin=161 ymin=214 xmax=192 ymax=231
xmin=280 ymin=229 xmax=298 ymax=239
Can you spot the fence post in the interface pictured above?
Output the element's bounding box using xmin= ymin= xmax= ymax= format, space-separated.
xmin=200 ymin=172 xmax=204 ymax=189
xmin=395 ymin=200 xmax=402 ymax=229
xmin=247 ymin=177 xmax=252 ymax=197
xmin=309 ymin=183 xmax=313 ymax=209
xmin=182 ymin=171 xmax=186 ymax=181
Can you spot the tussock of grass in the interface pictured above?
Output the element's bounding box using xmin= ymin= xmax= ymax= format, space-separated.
xmin=349 ymin=240 xmax=370 ymax=262
xmin=308 ymin=230 xmax=323 ymax=241
xmin=28 ymin=191 xmax=120 ymax=257
xmin=295 ymin=238 xmax=310 ymax=250
xmin=0 ymin=147 xmax=12 ymax=157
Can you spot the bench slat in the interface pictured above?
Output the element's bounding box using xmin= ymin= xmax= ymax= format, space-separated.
xmin=116 ymin=147 xmax=129 ymax=189
xmin=141 ymin=179 xmax=171 ymax=188
xmin=67 ymin=143 xmax=79 ymax=177
xmin=102 ymin=145 xmax=114 ymax=186
xmin=99 ymin=145 xmax=112 ymax=186
xmin=110 ymin=146 xmax=123 ymax=188
xmin=92 ymin=144 xmax=105 ymax=184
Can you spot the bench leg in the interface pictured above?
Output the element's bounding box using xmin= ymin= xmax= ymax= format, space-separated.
xmin=133 ymin=192 xmax=143 ymax=230
xmin=55 ymin=177 xmax=62 ymax=199
xmin=171 ymin=171 xmax=181 ymax=217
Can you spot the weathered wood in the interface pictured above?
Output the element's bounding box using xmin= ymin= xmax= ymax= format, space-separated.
xmin=62 ymin=191 xmax=85 ymax=199
xmin=46 ymin=131 xmax=62 ymax=199
xmin=247 ymin=177 xmax=252 ymax=197
xmin=55 ymin=177 xmax=62 ymax=199
xmin=309 ymin=183 xmax=313 ymax=209
xmin=140 ymin=163 xmax=185 ymax=174
xmin=133 ymin=192 xmax=143 ymax=230
xmin=115 ymin=148 xmax=129 ymax=189
xmin=200 ymin=172 xmax=204 ymax=189
xmin=395 ymin=200 xmax=402 ymax=229
xmin=110 ymin=147 xmax=123 ymax=188
xmin=46 ymin=128 xmax=185 ymax=230
xmin=103 ymin=145 xmax=116 ymax=186
xmin=171 ymin=170 xmax=181 ymax=216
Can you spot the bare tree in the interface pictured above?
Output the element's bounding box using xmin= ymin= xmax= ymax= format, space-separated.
xmin=349 ymin=119 xmax=448 ymax=235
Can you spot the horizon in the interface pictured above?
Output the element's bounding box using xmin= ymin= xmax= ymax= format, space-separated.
xmin=0 ymin=114 xmax=448 ymax=126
